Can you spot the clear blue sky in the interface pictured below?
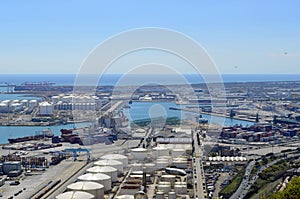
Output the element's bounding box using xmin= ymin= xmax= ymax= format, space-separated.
xmin=0 ymin=0 xmax=299 ymax=74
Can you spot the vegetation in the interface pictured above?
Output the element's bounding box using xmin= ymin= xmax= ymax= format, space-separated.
xmin=219 ymin=166 xmax=246 ymax=198
xmin=245 ymin=160 xmax=291 ymax=199
xmin=261 ymin=177 xmax=300 ymax=199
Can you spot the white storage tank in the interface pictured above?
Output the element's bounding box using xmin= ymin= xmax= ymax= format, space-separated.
xmin=55 ymin=191 xmax=95 ymax=199
xmin=131 ymin=148 xmax=148 ymax=160
xmin=67 ymin=181 xmax=103 ymax=199
xmin=161 ymin=175 xmax=176 ymax=183
xmin=168 ymin=192 xmax=177 ymax=199
xmin=115 ymin=195 xmax=134 ymax=199
xmin=101 ymin=154 xmax=128 ymax=167
xmin=157 ymin=184 xmax=171 ymax=194
xmin=172 ymin=159 xmax=187 ymax=169
xmin=29 ymin=100 xmax=38 ymax=108
xmin=77 ymin=173 xmax=111 ymax=191
xmin=130 ymin=163 xmax=142 ymax=171
xmin=153 ymin=147 xmax=169 ymax=158
xmin=171 ymin=148 xmax=186 ymax=157
xmin=94 ymin=159 xmax=123 ymax=174
xmin=174 ymin=184 xmax=187 ymax=194
xmin=86 ymin=166 xmax=118 ymax=182
xmin=144 ymin=163 xmax=156 ymax=174
xmin=156 ymin=191 xmax=164 ymax=199
xmin=156 ymin=160 xmax=169 ymax=170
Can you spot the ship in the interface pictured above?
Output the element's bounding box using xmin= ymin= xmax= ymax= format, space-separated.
xmin=8 ymin=129 xmax=54 ymax=143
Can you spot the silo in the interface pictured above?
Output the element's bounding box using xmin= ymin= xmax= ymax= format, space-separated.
xmin=55 ymin=191 xmax=95 ymax=199
xmin=67 ymin=181 xmax=103 ymax=199
xmin=131 ymin=148 xmax=148 ymax=160
xmin=101 ymin=154 xmax=128 ymax=167
xmin=94 ymin=159 xmax=123 ymax=174
xmin=77 ymin=173 xmax=111 ymax=191
xmin=87 ymin=166 xmax=118 ymax=182
xmin=153 ymin=147 xmax=169 ymax=158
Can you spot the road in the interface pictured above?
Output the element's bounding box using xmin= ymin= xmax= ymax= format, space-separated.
xmin=193 ymin=130 xmax=206 ymax=199
xmin=229 ymin=160 xmax=255 ymax=199
xmin=231 ymin=152 xmax=300 ymax=199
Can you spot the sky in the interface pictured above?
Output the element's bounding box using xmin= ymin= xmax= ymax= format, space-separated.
xmin=0 ymin=0 xmax=300 ymax=74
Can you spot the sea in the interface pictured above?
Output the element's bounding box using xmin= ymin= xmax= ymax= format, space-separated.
xmin=1 ymin=74 xmax=300 ymax=86
xmin=0 ymin=74 xmax=299 ymax=144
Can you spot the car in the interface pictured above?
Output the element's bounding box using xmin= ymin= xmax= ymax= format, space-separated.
xmin=10 ymin=181 xmax=20 ymax=186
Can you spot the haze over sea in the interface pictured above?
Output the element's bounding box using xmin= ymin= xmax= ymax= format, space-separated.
xmin=1 ymin=74 xmax=300 ymax=86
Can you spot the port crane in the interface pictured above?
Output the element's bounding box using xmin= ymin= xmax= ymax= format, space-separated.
xmin=0 ymin=82 xmax=15 ymax=92
xmin=64 ymin=148 xmax=90 ymax=161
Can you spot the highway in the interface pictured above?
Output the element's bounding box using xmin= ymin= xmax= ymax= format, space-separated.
xmin=193 ymin=130 xmax=207 ymax=199
xmin=229 ymin=160 xmax=255 ymax=199
xmin=231 ymin=152 xmax=300 ymax=199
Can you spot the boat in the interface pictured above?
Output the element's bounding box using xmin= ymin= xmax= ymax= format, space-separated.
xmin=8 ymin=129 xmax=54 ymax=143
xmin=199 ymin=115 xmax=208 ymax=124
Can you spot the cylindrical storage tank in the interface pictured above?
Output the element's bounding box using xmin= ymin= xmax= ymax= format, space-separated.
xmin=87 ymin=166 xmax=118 ymax=182
xmin=67 ymin=181 xmax=104 ymax=199
xmin=77 ymin=173 xmax=111 ymax=191
xmin=144 ymin=163 xmax=156 ymax=174
xmin=157 ymin=156 xmax=172 ymax=164
xmin=115 ymin=195 xmax=134 ymax=199
xmin=130 ymin=163 xmax=142 ymax=171
xmin=153 ymin=147 xmax=169 ymax=158
xmin=131 ymin=148 xmax=148 ymax=160
xmin=55 ymin=191 xmax=94 ymax=199
xmin=168 ymin=192 xmax=176 ymax=199
xmin=157 ymin=184 xmax=171 ymax=194
xmin=156 ymin=192 xmax=164 ymax=199
xmin=161 ymin=175 xmax=176 ymax=183
xmin=174 ymin=185 xmax=187 ymax=194
xmin=158 ymin=182 xmax=171 ymax=186
xmin=101 ymin=154 xmax=128 ymax=167
xmin=94 ymin=159 xmax=123 ymax=174
xmin=156 ymin=160 xmax=169 ymax=170
xmin=171 ymin=149 xmax=186 ymax=158
xmin=172 ymin=160 xmax=187 ymax=169
xmin=55 ymin=191 xmax=95 ymax=199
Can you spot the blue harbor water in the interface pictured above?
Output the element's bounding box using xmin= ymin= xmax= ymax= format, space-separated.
xmin=0 ymin=123 xmax=91 ymax=144
xmin=0 ymin=93 xmax=41 ymax=101
xmin=124 ymin=101 xmax=254 ymax=127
